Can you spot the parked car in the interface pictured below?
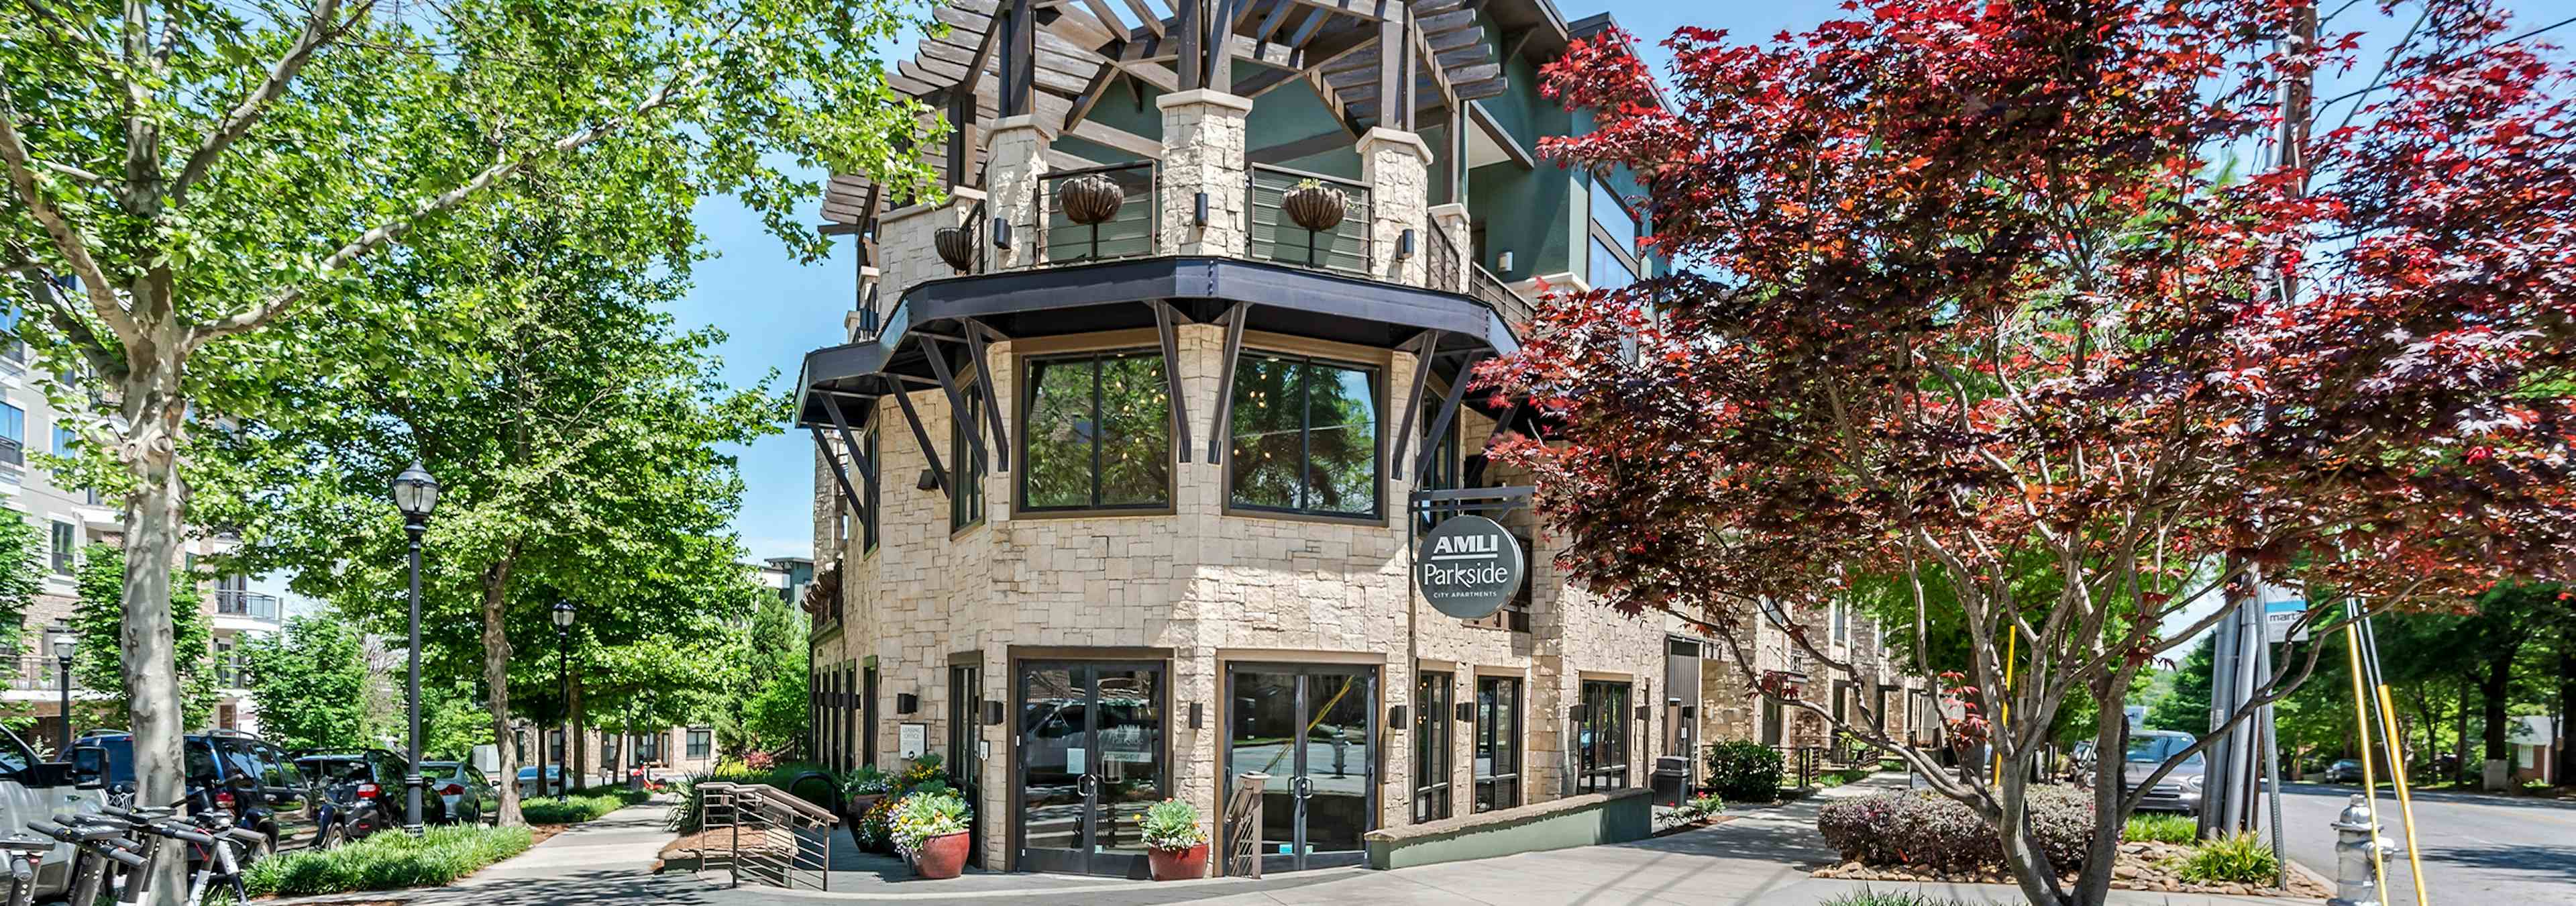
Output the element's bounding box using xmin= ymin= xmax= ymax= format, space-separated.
xmin=292 ymin=748 xmax=447 ymax=834
xmin=0 ymin=726 xmax=108 ymax=897
xmin=79 ymin=729 xmax=310 ymax=856
xmin=2121 ymin=730 xmax=2206 ymax=815
xmin=422 ymin=760 xmax=498 ymax=823
xmin=516 ymin=764 xmax=568 ymax=798
xmin=2322 ymin=758 xmax=2366 ymax=783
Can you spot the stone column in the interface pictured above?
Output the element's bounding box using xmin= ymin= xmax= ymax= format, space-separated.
xmin=1358 ymin=127 xmax=1432 ymax=287
xmin=877 ymin=187 xmax=984 ymax=299
xmin=985 ymin=115 xmax=1054 ymax=271
xmin=845 ymin=264 xmax=883 ymax=341
xmin=1428 ymin=202 xmax=1470 ymax=291
xmin=1157 ymin=89 xmax=1254 ymax=256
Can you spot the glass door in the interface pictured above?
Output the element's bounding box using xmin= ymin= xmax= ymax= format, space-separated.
xmin=1014 ymin=661 xmax=1166 ymax=877
xmin=948 ymin=664 xmax=984 ymax=868
xmin=1224 ymin=664 xmax=1378 ymax=873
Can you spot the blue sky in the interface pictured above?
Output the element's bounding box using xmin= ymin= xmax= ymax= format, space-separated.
xmin=667 ymin=0 xmax=2572 ymax=567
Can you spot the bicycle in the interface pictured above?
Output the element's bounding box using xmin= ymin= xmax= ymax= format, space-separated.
xmin=0 ymin=836 xmax=52 ymax=906
xmin=91 ymin=805 xmax=260 ymax=905
xmin=28 ymin=816 xmax=148 ymax=905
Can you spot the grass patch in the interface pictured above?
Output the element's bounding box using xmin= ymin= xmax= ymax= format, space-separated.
xmin=2124 ymin=812 xmax=2198 ymax=844
xmin=1819 ymin=889 xmax=1986 ymax=906
xmin=521 ymin=788 xmax=651 ymax=825
xmin=2171 ymin=832 xmax=2279 ymax=885
xmin=239 ymin=825 xmax=531 ymax=898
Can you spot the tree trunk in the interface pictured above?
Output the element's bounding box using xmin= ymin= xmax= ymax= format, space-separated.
xmin=2481 ymin=654 xmax=2512 ymax=763
xmin=117 ymin=354 xmax=194 ymax=906
xmin=482 ymin=552 xmax=522 ymax=827
xmin=571 ymin=674 xmax=586 ymax=790
xmin=2457 ymin=684 xmax=2473 ymax=784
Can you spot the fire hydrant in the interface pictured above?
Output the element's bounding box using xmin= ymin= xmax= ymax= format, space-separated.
xmin=2328 ymin=794 xmax=2404 ymax=906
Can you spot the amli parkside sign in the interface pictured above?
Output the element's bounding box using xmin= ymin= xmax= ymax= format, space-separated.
xmin=1416 ymin=515 xmax=1525 ymax=620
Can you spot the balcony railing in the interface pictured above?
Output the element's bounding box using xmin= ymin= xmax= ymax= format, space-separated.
xmin=1038 ymin=162 xmax=1157 ymax=265
xmin=213 ymin=589 xmax=280 ymax=621
xmin=1247 ymin=165 xmax=1371 ymax=278
xmin=1428 ymin=221 xmax=1462 ymax=294
xmin=9 ymin=656 xmax=68 ymax=692
xmin=1469 ymin=264 xmax=1530 ymax=331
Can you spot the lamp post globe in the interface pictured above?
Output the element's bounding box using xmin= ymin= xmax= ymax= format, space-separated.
xmin=50 ymin=629 xmax=71 ymax=754
xmin=553 ymin=601 xmax=574 ymax=801
xmin=391 ymin=461 xmax=437 ymax=835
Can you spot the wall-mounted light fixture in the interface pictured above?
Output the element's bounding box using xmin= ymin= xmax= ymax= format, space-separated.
xmin=1396 ymin=228 xmax=1415 ymax=260
xmin=1190 ymin=703 xmax=1204 ymax=729
xmin=1193 ymin=191 xmax=1210 ymax=227
xmin=1387 ymin=705 xmax=1407 ymax=727
xmin=1496 ymin=250 xmax=1515 ymax=273
xmin=916 ymin=469 xmax=938 ymax=491
xmin=991 ymin=217 xmax=1013 ymax=249
xmin=896 ymin=692 xmax=920 ymax=714
xmin=983 ymin=701 xmax=1006 ymax=725
xmin=1454 ymin=702 xmax=1474 ymax=722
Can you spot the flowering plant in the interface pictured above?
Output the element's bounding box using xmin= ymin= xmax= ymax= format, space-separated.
xmin=889 ymin=788 xmax=971 ymax=860
xmin=1132 ymin=798 xmax=1205 ymax=851
xmin=843 ymin=764 xmax=891 ymax=795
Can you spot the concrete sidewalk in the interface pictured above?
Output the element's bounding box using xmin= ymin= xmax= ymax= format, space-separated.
xmin=270 ymin=802 xmax=716 ymax=906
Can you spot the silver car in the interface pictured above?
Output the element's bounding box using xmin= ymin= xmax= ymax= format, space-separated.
xmin=2123 ymin=731 xmax=2205 ymax=815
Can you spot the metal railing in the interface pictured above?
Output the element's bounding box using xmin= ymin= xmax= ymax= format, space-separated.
xmin=1247 ymin=165 xmax=1371 ymax=277
xmin=8 ymin=656 xmax=68 ymax=692
xmin=213 ymin=589 xmax=280 ymax=621
xmin=1038 ymin=162 xmax=1157 ymax=264
xmin=1469 ymin=264 xmax=1531 ymax=330
xmin=1427 ymin=221 xmax=1461 ymax=293
xmin=697 ymin=781 xmax=838 ymax=891
xmin=1222 ymin=772 xmax=1267 ymax=878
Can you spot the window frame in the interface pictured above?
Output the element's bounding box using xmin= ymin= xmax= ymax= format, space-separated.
xmin=686 ymin=728 xmax=712 ymax=760
xmin=1576 ymin=680 xmax=1632 ymax=794
xmin=1411 ymin=670 xmax=1454 ymax=823
xmin=950 ymin=382 xmax=987 ymax=534
xmin=861 ymin=419 xmax=881 ymax=554
xmin=1222 ymin=350 xmax=1386 ymax=522
xmin=1014 ymin=348 xmax=1177 ymax=516
xmin=1473 ymin=674 xmax=1521 ymax=813
xmin=1586 ymin=178 xmax=1647 ymax=289
xmin=48 ymin=519 xmax=74 ymax=576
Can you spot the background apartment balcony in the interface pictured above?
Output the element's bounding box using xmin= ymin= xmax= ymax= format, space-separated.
xmin=212 ymin=589 xmax=282 ymax=628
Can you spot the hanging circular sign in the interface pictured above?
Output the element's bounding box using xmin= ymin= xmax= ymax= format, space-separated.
xmin=1415 ymin=515 xmax=1525 ymax=620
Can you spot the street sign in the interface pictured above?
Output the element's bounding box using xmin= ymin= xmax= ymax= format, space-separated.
xmin=1415 ymin=515 xmax=1525 ymax=620
xmin=2262 ymin=591 xmax=2310 ymax=644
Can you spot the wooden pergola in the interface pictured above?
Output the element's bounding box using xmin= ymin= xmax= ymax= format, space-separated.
xmin=822 ymin=0 xmax=1522 ymax=242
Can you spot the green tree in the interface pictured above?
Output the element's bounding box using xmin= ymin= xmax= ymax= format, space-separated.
xmin=720 ymin=590 xmax=808 ymax=757
xmin=2146 ymin=637 xmax=2216 ymax=734
xmin=240 ymin=613 xmax=376 ymax=751
xmin=0 ymin=517 xmax=44 ymax=737
xmin=70 ymin=546 xmax=214 ymax=731
xmin=1 ymin=4 xmax=932 ymax=891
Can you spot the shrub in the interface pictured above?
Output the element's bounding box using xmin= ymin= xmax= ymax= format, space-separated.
xmin=889 ymin=789 xmax=971 ymax=859
xmin=1705 ymin=740 xmax=1785 ymax=803
xmin=1134 ymin=798 xmax=1205 ymax=850
xmin=2173 ymin=833 xmax=2279 ymax=885
xmin=2124 ymin=812 xmax=2198 ymax=845
xmin=521 ymin=789 xmax=647 ymax=825
xmin=843 ymin=764 xmax=891 ymax=796
xmin=1688 ymin=792 xmax=1725 ymax=817
xmin=1815 ymin=786 xmax=2097 ymax=873
xmin=240 ymin=825 xmax=531 ymax=897
xmin=1819 ymin=891 xmax=1983 ymax=906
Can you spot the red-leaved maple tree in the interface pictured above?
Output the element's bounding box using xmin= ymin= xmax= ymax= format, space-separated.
xmin=1491 ymin=1 xmax=2576 ymax=902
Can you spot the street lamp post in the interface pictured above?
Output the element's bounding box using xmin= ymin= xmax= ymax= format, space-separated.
xmin=552 ymin=601 xmax=574 ymax=802
xmin=391 ymin=462 xmax=441 ymax=836
xmin=51 ymin=630 xmax=73 ymax=754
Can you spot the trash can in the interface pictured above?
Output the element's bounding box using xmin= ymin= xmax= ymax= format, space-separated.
xmin=1652 ymin=756 xmax=1690 ymax=807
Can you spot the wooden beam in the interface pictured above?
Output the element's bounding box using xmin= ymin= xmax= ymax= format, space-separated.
xmin=1467 ymin=99 xmax=1532 ymax=168
xmin=1044 ymin=147 xmax=1106 ymax=170
xmin=1118 ymin=0 xmax=1166 ymax=38
xmin=1067 ymin=119 xmax=1165 ymax=159
xmin=1279 ymin=0 xmax=1386 ymax=21
xmin=1066 ymin=62 xmax=1120 ymax=134
xmin=1175 ymin=0 xmax=1200 ymax=90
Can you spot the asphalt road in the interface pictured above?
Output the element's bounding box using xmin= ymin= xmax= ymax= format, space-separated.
xmin=2273 ymin=781 xmax=2576 ymax=906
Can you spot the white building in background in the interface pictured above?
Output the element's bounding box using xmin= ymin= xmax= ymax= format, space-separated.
xmin=0 ymin=315 xmax=277 ymax=750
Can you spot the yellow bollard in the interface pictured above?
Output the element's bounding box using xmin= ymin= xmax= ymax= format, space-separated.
xmin=2343 ymin=625 xmax=2389 ymax=894
xmin=1992 ymin=633 xmax=2017 ymax=785
xmin=2375 ymin=684 xmax=2431 ymax=906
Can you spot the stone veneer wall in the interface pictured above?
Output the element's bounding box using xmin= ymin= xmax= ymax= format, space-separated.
xmin=810 ymin=323 xmax=1669 ymax=870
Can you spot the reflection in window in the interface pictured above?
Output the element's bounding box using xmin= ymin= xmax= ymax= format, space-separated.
xmin=1589 ymin=237 xmax=1637 ymax=293
xmin=1474 ymin=676 xmax=1519 ymax=812
xmin=1576 ymin=680 xmax=1631 ymax=793
xmin=1229 ymin=354 xmax=1379 ymax=517
xmin=1022 ymin=351 xmax=1171 ymax=511
xmin=1590 ymin=179 xmax=1642 ymax=242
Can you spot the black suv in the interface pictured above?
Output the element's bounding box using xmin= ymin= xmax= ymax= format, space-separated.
xmin=78 ymin=729 xmax=314 ymax=856
xmin=292 ymin=748 xmax=447 ymax=830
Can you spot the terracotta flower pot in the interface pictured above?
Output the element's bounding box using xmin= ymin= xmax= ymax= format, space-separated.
xmin=1147 ymin=842 xmax=1208 ymax=881
xmin=912 ymin=831 xmax=971 ymax=880
xmin=934 ymin=225 xmax=974 ymax=272
xmin=1281 ymin=185 xmax=1347 ymax=232
xmin=1059 ymin=174 xmax=1126 ymax=225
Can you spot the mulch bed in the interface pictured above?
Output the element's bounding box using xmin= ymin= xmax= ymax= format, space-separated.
xmin=655 ymin=828 xmax=806 ymax=872
xmin=1650 ymin=814 xmax=1739 ymax=838
xmin=1812 ymin=841 xmax=2332 ymax=899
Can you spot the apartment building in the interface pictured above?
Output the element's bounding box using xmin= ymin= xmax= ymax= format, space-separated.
xmin=0 ymin=316 xmax=277 ymax=752
xmin=792 ymin=0 xmax=1920 ymax=877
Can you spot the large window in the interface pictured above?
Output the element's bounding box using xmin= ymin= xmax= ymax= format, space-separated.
xmin=1589 ymin=179 xmax=1642 ymax=242
xmin=686 ymin=728 xmax=711 ymax=760
xmin=1473 ymin=676 xmax=1519 ymax=812
xmin=0 ymin=403 xmax=21 ymax=466
xmin=862 ymin=421 xmax=880 ymax=552
xmin=1022 ymin=351 xmax=1171 ymax=511
xmin=1228 ymin=353 xmax=1379 ymax=517
xmin=48 ymin=521 xmax=73 ymax=576
xmin=1413 ymin=670 xmax=1454 ymax=823
xmin=1588 ymin=237 xmax=1638 ymax=293
xmin=1588 ymin=179 xmax=1645 ymax=293
xmin=1576 ymin=680 xmax=1631 ymax=793
xmin=951 ymin=387 xmax=985 ymax=532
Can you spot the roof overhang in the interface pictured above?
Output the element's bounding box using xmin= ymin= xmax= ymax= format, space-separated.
xmin=795 ymin=255 xmax=1519 ymax=427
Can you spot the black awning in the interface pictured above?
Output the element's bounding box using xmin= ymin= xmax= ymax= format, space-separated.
xmin=794 ymin=256 xmax=1520 ymax=428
